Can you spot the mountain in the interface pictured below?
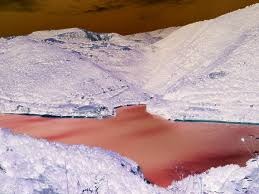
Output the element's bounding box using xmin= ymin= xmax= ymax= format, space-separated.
xmin=0 ymin=4 xmax=259 ymax=123
xmin=0 ymin=3 xmax=258 ymax=194
xmin=144 ymin=4 xmax=259 ymax=123
xmin=0 ymin=28 xmax=149 ymax=117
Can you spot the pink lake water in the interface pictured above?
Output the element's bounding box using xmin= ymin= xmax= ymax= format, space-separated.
xmin=0 ymin=105 xmax=258 ymax=187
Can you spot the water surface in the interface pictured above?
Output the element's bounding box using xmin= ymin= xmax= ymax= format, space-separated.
xmin=0 ymin=105 xmax=258 ymax=186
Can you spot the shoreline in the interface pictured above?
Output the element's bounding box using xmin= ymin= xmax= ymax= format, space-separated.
xmin=0 ymin=105 xmax=258 ymax=187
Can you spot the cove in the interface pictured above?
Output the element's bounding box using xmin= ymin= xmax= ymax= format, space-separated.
xmin=0 ymin=105 xmax=258 ymax=187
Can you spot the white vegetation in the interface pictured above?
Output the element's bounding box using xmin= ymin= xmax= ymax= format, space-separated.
xmin=0 ymin=129 xmax=258 ymax=194
xmin=145 ymin=4 xmax=259 ymax=123
xmin=0 ymin=128 xmax=169 ymax=194
xmin=0 ymin=3 xmax=258 ymax=194
xmin=0 ymin=4 xmax=258 ymax=122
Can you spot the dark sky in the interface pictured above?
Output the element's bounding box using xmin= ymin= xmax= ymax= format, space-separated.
xmin=0 ymin=0 xmax=258 ymax=37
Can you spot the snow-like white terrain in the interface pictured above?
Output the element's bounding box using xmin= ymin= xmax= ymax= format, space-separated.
xmin=0 ymin=29 xmax=150 ymax=117
xmin=0 ymin=128 xmax=258 ymax=194
xmin=144 ymin=4 xmax=259 ymax=123
xmin=0 ymin=3 xmax=259 ymax=194
xmin=169 ymin=158 xmax=259 ymax=194
xmin=0 ymin=128 xmax=168 ymax=194
xmin=0 ymin=4 xmax=259 ymax=123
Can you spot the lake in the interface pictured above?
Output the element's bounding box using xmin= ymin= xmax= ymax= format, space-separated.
xmin=1 ymin=105 xmax=258 ymax=186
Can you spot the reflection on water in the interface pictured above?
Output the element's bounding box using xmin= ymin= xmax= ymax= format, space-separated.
xmin=0 ymin=0 xmax=258 ymax=37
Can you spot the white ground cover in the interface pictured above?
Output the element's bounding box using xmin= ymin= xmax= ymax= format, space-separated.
xmin=0 ymin=129 xmax=258 ymax=194
xmin=0 ymin=4 xmax=258 ymax=193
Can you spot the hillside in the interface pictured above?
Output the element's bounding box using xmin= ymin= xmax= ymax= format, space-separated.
xmin=0 ymin=3 xmax=258 ymax=194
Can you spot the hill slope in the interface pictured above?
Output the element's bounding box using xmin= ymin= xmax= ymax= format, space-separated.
xmin=0 ymin=4 xmax=259 ymax=123
xmin=0 ymin=3 xmax=259 ymax=194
